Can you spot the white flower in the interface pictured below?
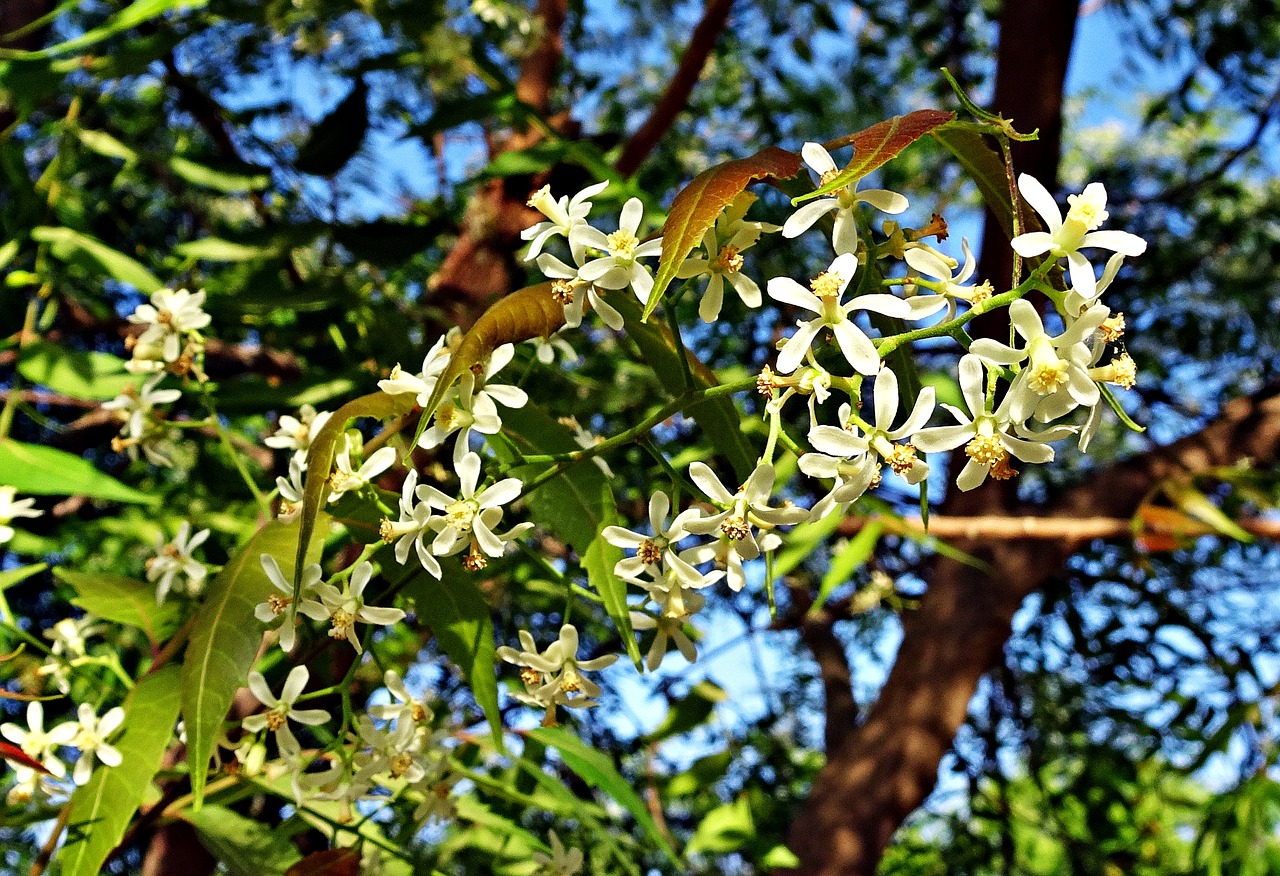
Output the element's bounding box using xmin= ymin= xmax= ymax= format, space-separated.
xmin=146 ymin=521 xmax=211 ymax=604
xmin=969 ymin=299 xmax=1109 ymax=423
xmin=254 ymin=555 xmax=326 ymax=652
xmin=103 ymin=373 xmax=183 ymax=466
xmin=528 ymin=331 xmax=578 ymax=366
xmin=1010 ymin=174 xmax=1147 ymax=300
xmin=379 ymin=470 xmax=441 ymax=578
xmin=276 ymin=455 xmax=307 ymax=523
xmin=352 ymin=714 xmax=425 ymax=787
xmin=125 ymin=287 xmax=211 ymax=372
xmin=522 ymin=180 xmax=609 ymax=263
xmin=912 ymin=354 xmax=1075 ymax=491
xmin=378 ymin=334 xmax=454 ymax=406
xmin=311 ymin=561 xmax=406 ymax=655
xmin=536 ymin=252 xmax=626 ymax=331
xmin=0 ymin=486 xmax=42 ymax=545
xmin=903 ymin=238 xmax=992 ymax=319
xmin=601 ymin=491 xmax=702 ymax=579
xmin=533 ymin=831 xmax=585 ymax=876
xmin=629 ymin=610 xmax=698 ymax=671
xmin=783 ymin=142 xmax=909 ymax=254
xmin=767 ymin=253 xmax=913 ymax=375
xmin=417 ymin=344 xmax=528 ymax=464
xmin=327 ymin=437 xmax=397 ymax=502
xmin=37 ymin=617 xmax=102 ymax=693
xmin=368 ymin=670 xmax=433 ymax=726
xmin=631 ymin=549 xmax=721 ymax=619
xmin=416 ymin=452 xmax=529 ymax=566
xmin=69 ymin=703 xmax=125 ymax=785
xmin=556 ymin=416 xmax=613 ymax=477
xmin=497 ymin=624 xmax=618 ymax=713
xmin=1 ymin=702 xmax=76 ymax=779
xmin=265 ymin=404 xmax=333 ymax=461
xmin=572 ymin=198 xmax=663 ymax=303
xmin=675 ymin=194 xmax=774 ymax=323
xmin=243 ymin=666 xmax=330 ymax=759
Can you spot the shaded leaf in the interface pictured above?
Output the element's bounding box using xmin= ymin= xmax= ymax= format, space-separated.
xmin=794 ymin=109 xmax=955 ymax=205
xmin=61 ymin=666 xmax=182 ymax=876
xmin=295 ymin=78 xmax=368 ymax=177
xmin=55 ymin=569 xmax=182 ymax=646
xmin=687 ymin=795 xmax=755 ymax=855
xmin=176 ymin=237 xmax=279 ymax=262
xmin=644 ymin=146 xmax=802 ymax=319
xmin=188 ymin=804 xmax=302 ymax=875
xmin=0 ymin=439 xmax=157 ymax=504
xmin=183 ymin=518 xmax=327 ymax=806
xmin=31 ymin=225 xmax=163 ymax=292
xmin=15 ymin=0 xmax=207 ymax=59
xmin=930 ymin=121 xmax=1019 ymax=241
xmin=644 ymin=680 xmax=727 ymax=743
xmin=400 ymin=563 xmax=503 ymax=745
xmin=16 ymin=341 xmax=142 ymax=401
xmin=285 ymin=848 xmax=361 ymax=876
xmin=529 ymin=725 xmax=677 ymax=862
xmin=0 ymin=563 xmax=47 ymax=592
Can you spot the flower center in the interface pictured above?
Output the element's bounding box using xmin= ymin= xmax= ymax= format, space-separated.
xmin=1027 ymin=360 xmax=1070 ymax=395
xmin=463 ymin=545 xmax=488 ymax=572
xmin=444 ymin=499 xmax=478 ymax=532
xmin=519 ymin=667 xmax=542 ymax=687
xmin=884 ymin=443 xmax=918 ymax=476
xmin=559 ymin=666 xmax=583 ymax=693
xmin=1100 ymin=313 xmax=1126 ymax=342
xmin=551 ymin=279 xmax=576 ymax=304
xmin=810 ymin=271 xmax=842 ymax=299
xmin=713 ymin=245 xmax=744 ymax=274
xmin=1066 ymin=190 xmax=1108 ymax=230
xmin=267 ymin=594 xmax=292 ymax=616
xmin=965 ymin=435 xmax=1006 ymax=467
xmin=265 ymin=710 xmax=287 ymax=732
xmin=638 ymin=539 xmax=663 ymax=565
xmin=720 ymin=515 xmax=750 ymax=541
xmin=989 ymin=455 xmax=1019 ymax=481
xmin=329 ymin=610 xmax=354 ymax=639
xmin=819 ymin=168 xmax=842 ymax=186
xmin=390 ymin=753 xmax=414 ymax=778
xmin=606 ymin=228 xmax=639 ymax=259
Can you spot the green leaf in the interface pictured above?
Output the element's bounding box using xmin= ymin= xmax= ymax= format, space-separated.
xmin=760 ymin=844 xmax=801 ymax=868
xmin=168 ymin=156 xmax=270 ymax=193
xmin=17 ymin=341 xmax=142 ymax=400
xmin=930 ymin=122 xmax=1020 ymax=242
xmin=644 ymin=680 xmax=727 ymax=743
xmin=492 ymin=405 xmax=640 ymax=668
xmin=614 ymin=295 xmax=757 ymax=480
xmin=528 ymin=726 xmax=677 ymax=862
xmin=55 ymin=569 xmax=183 ymax=645
xmin=415 ymin=91 xmax=521 ymax=139
xmin=793 ymin=109 xmax=955 ymax=205
xmin=667 ymin=750 xmax=733 ymax=797
xmin=0 ymin=439 xmax=157 ymax=504
xmin=809 ymin=520 xmax=883 ymax=615
xmin=31 ymin=225 xmax=163 ymax=292
xmin=687 ymin=796 xmax=755 ymax=856
xmin=771 ymin=512 xmax=843 ymax=579
xmin=61 ymin=666 xmax=183 ymax=876
xmin=644 ymin=146 xmax=801 ymax=319
xmin=183 ymin=518 xmax=328 ymax=806
xmin=295 ymin=391 xmax=415 ymax=589
xmin=400 ymin=563 xmax=503 ymax=746
xmin=76 ymin=128 xmax=138 ymax=163
xmin=11 ymin=0 xmax=207 ymax=59
xmin=0 ymin=563 xmax=47 ymax=591
xmin=186 ymin=804 xmax=303 ymax=875
xmin=176 ymin=237 xmax=279 ymax=262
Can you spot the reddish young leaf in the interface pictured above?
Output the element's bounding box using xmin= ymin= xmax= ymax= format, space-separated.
xmin=285 ymin=848 xmax=362 ymax=876
xmin=643 ymin=146 xmax=802 ymax=320
xmin=0 ymin=741 xmax=51 ymax=775
xmin=792 ymin=109 xmax=955 ymax=205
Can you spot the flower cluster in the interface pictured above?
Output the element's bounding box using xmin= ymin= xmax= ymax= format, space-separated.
xmin=124 ymin=287 xmax=211 ymax=378
xmin=1 ymin=700 xmax=125 ymax=803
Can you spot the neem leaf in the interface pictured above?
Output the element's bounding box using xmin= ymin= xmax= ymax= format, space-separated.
xmin=17 ymin=341 xmax=142 ymax=401
xmin=793 ymin=109 xmax=955 ymax=205
xmin=0 ymin=439 xmax=156 ymax=505
xmin=31 ymin=225 xmax=163 ymax=292
xmin=55 ymin=569 xmax=182 ymax=646
xmin=644 ymin=146 xmax=802 ymax=320
xmin=930 ymin=121 xmax=1020 ymax=241
xmin=401 ymin=564 xmax=503 ymax=745
xmin=184 ymin=518 xmax=327 ymax=807
xmin=186 ymin=804 xmax=303 ymax=875
xmin=61 ymin=666 xmax=182 ymax=876
xmin=529 ymin=726 xmax=677 ymax=862
xmin=809 ymin=520 xmax=883 ymax=615
xmin=295 ymin=392 xmax=415 ymax=588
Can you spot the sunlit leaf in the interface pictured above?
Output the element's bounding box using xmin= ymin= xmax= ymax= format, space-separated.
xmin=687 ymin=795 xmax=755 ymax=855
xmin=17 ymin=341 xmax=142 ymax=401
xmin=644 ymin=146 xmax=802 ymax=319
xmin=55 ymin=569 xmax=183 ymax=646
xmin=187 ymin=805 xmax=302 ymax=875
xmin=792 ymin=109 xmax=954 ymax=205
xmin=176 ymin=237 xmax=279 ymax=261
xmin=183 ymin=518 xmax=327 ymax=806
xmin=31 ymin=225 xmax=163 ymax=292
xmin=168 ymin=156 xmax=270 ymax=193
xmin=644 ymin=680 xmax=727 ymax=743
xmin=810 ymin=520 xmax=883 ymax=615
xmin=0 ymin=439 xmax=157 ymax=504
xmin=61 ymin=666 xmax=182 ymax=876
xmin=12 ymin=0 xmax=207 ymax=59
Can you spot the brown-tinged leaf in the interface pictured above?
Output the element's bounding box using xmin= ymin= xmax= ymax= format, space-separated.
xmin=930 ymin=121 xmax=1021 ymax=241
xmin=643 ymin=146 xmax=802 ymax=320
xmin=294 ymin=392 xmax=416 ymax=587
xmin=285 ymin=848 xmax=362 ymax=876
xmin=793 ymin=109 xmax=955 ymax=205
xmin=412 ymin=281 xmax=566 ymax=444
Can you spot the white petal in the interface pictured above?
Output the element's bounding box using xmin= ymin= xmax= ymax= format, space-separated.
xmin=1083 ymin=229 xmax=1146 ymax=257
xmin=873 ymin=367 xmax=900 ymax=431
xmin=1017 ymin=173 xmax=1063 ymax=234
xmin=781 ymin=199 xmax=839 ymax=239
xmin=688 ymin=462 xmax=733 ymax=504
xmin=1010 ymin=231 xmax=1053 ymax=258
xmin=281 ymin=665 xmax=310 ymax=703
xmin=857 ymin=188 xmax=909 ymax=214
xmin=801 ymin=142 xmax=838 ymax=174
xmin=767 ymin=277 xmax=821 ymax=312
xmin=832 ymin=321 xmax=880 ymax=375
xmin=1066 ymin=252 xmax=1097 ymax=300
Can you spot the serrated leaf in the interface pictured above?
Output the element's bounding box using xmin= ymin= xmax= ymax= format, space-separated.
xmin=296 ymin=392 xmax=415 ymax=588
xmin=16 ymin=341 xmax=142 ymax=400
xmin=31 ymin=225 xmax=163 ymax=292
xmin=614 ymin=295 xmax=757 ymax=480
xmin=176 ymin=237 xmax=278 ymax=261
xmin=644 ymin=146 xmax=801 ymax=318
xmin=930 ymin=122 xmax=1019 ymax=242
xmin=169 ymin=156 xmax=270 ymax=193
xmin=0 ymin=439 xmax=156 ymax=504
xmin=183 ymin=518 xmax=327 ymax=807
xmin=400 ymin=564 xmax=502 ymax=746
xmin=187 ymin=804 xmax=303 ymax=875
xmin=61 ymin=666 xmax=182 ymax=876
xmin=55 ymin=569 xmax=182 ymax=645
xmin=492 ymin=405 xmax=640 ymax=668
xmin=529 ymin=726 xmax=677 ymax=862
xmin=809 ymin=520 xmax=883 ymax=615
xmin=792 ymin=109 xmax=954 ymax=206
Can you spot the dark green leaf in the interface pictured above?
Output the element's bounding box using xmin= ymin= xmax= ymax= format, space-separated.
xmin=295 ymin=78 xmax=369 ymax=177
